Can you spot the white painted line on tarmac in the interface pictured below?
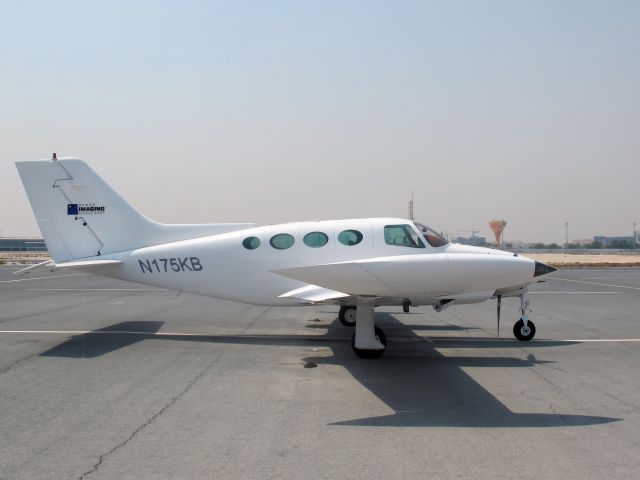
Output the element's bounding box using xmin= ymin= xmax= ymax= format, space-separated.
xmin=1 ymin=331 xmax=640 ymax=344
xmin=0 ymin=330 xmax=301 ymax=336
xmin=0 ymin=274 xmax=87 ymax=284
xmin=0 ymin=330 xmax=341 ymax=341
xmin=0 ymin=330 xmax=93 ymax=334
xmin=549 ymin=277 xmax=640 ymax=290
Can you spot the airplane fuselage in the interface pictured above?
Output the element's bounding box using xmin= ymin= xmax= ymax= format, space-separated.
xmin=89 ymin=217 xmax=537 ymax=307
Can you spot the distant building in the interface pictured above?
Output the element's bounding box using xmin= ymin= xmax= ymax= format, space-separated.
xmin=594 ymin=235 xmax=639 ymax=247
xmin=571 ymin=239 xmax=594 ymax=246
xmin=0 ymin=238 xmax=47 ymax=252
xmin=454 ymin=235 xmax=487 ymax=247
xmin=507 ymin=240 xmax=529 ymax=250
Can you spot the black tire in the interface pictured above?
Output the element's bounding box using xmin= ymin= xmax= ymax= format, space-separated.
xmin=351 ymin=326 xmax=387 ymax=359
xmin=339 ymin=306 xmax=357 ymax=327
xmin=513 ymin=318 xmax=536 ymax=341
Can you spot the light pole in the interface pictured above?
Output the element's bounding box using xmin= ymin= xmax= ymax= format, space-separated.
xmin=565 ymin=222 xmax=569 ymax=250
xmin=634 ymin=222 xmax=637 ymax=251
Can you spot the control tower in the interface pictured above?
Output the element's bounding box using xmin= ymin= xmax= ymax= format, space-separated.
xmin=489 ymin=220 xmax=507 ymax=247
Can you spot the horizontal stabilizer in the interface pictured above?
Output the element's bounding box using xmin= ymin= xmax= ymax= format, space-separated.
xmin=13 ymin=258 xmax=121 ymax=275
xmin=13 ymin=260 xmax=55 ymax=275
xmin=279 ymin=284 xmax=350 ymax=303
xmin=54 ymin=259 xmax=122 ymax=269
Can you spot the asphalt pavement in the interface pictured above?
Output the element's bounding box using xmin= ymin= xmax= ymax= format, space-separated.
xmin=1 ymin=266 xmax=639 ymax=479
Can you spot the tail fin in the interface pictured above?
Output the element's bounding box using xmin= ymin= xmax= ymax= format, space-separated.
xmin=16 ymin=157 xmax=252 ymax=262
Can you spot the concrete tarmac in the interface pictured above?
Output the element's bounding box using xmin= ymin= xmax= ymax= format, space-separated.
xmin=1 ymin=266 xmax=639 ymax=479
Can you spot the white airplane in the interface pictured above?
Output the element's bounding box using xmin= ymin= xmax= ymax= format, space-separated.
xmin=15 ymin=156 xmax=556 ymax=358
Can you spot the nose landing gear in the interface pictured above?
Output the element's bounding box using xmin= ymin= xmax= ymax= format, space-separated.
xmin=497 ymin=291 xmax=537 ymax=341
xmin=513 ymin=294 xmax=536 ymax=341
xmin=513 ymin=318 xmax=536 ymax=341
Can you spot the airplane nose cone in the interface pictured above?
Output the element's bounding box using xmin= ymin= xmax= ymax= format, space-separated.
xmin=534 ymin=260 xmax=557 ymax=277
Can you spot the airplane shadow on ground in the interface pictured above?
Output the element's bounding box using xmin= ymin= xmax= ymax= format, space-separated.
xmin=40 ymin=321 xmax=165 ymax=358
xmin=40 ymin=315 xmax=620 ymax=428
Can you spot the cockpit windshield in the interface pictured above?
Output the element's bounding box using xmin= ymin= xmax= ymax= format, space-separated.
xmin=413 ymin=222 xmax=449 ymax=248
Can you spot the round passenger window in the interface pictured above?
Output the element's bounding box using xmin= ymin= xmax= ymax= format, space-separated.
xmin=270 ymin=233 xmax=295 ymax=250
xmin=242 ymin=236 xmax=260 ymax=250
xmin=338 ymin=229 xmax=363 ymax=246
xmin=303 ymin=231 xmax=328 ymax=248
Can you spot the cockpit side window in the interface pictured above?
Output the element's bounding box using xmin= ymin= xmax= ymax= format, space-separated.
xmin=424 ymin=230 xmax=449 ymax=247
xmin=414 ymin=222 xmax=449 ymax=247
xmin=384 ymin=225 xmax=425 ymax=248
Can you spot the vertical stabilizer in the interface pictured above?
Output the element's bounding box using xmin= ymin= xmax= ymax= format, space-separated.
xmin=16 ymin=158 xmax=252 ymax=262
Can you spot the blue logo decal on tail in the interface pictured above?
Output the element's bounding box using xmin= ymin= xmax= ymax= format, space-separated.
xmin=67 ymin=203 xmax=105 ymax=215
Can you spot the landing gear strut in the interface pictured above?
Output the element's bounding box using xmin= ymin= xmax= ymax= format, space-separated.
xmin=513 ymin=294 xmax=536 ymax=341
xmin=350 ymin=302 xmax=387 ymax=358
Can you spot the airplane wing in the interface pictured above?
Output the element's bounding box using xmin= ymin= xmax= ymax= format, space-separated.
xmin=278 ymin=284 xmax=350 ymax=304
xmin=273 ymin=260 xmax=396 ymax=297
xmin=272 ymin=255 xmax=448 ymax=297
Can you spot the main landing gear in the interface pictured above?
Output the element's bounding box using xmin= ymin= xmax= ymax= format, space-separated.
xmin=343 ymin=303 xmax=387 ymax=358
xmin=338 ymin=306 xmax=357 ymax=327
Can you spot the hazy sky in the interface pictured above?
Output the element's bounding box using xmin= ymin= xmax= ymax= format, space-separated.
xmin=1 ymin=1 xmax=638 ymax=243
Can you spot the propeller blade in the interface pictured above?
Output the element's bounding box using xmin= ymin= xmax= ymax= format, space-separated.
xmin=497 ymin=295 xmax=502 ymax=338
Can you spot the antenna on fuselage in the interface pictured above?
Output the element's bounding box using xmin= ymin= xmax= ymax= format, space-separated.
xmin=408 ymin=191 xmax=414 ymax=220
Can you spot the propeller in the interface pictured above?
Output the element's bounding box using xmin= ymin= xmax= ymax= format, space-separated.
xmin=496 ymin=295 xmax=502 ymax=338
